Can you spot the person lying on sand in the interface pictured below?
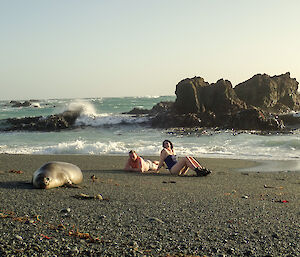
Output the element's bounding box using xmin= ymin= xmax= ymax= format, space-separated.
xmin=156 ymin=140 xmax=211 ymax=176
xmin=124 ymin=150 xmax=159 ymax=173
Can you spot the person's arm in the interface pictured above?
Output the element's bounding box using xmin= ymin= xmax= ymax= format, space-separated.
xmin=156 ymin=149 xmax=166 ymax=171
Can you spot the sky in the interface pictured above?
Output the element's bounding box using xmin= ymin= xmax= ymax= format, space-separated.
xmin=1 ymin=0 xmax=300 ymax=100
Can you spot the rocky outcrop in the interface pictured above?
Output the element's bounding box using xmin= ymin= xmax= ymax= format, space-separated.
xmin=151 ymin=113 xmax=202 ymax=128
xmin=7 ymin=100 xmax=41 ymax=108
xmin=122 ymin=102 xmax=174 ymax=116
xmin=234 ymin=72 xmax=300 ymax=113
xmin=122 ymin=73 xmax=299 ymax=130
xmin=174 ymin=77 xmax=209 ymax=114
xmin=174 ymin=77 xmax=247 ymax=115
xmin=150 ymin=73 xmax=300 ymax=130
xmin=231 ymin=108 xmax=284 ymax=131
xmin=278 ymin=113 xmax=300 ymax=129
xmin=2 ymin=110 xmax=81 ymax=131
xmin=150 ymin=102 xmax=174 ymax=114
xmin=10 ymin=100 xmax=32 ymax=108
xmin=122 ymin=108 xmax=151 ymax=115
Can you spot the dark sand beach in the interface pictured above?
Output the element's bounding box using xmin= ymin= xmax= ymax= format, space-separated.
xmin=0 ymin=154 xmax=299 ymax=256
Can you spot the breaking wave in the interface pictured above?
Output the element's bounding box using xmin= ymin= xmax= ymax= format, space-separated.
xmin=58 ymin=100 xmax=150 ymax=127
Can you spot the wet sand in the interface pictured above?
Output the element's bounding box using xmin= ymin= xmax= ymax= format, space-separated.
xmin=0 ymin=154 xmax=299 ymax=256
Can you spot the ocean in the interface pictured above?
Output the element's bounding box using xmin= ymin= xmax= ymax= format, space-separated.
xmin=0 ymin=96 xmax=299 ymax=164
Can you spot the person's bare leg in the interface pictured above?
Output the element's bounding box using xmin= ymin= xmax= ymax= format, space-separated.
xmin=171 ymin=157 xmax=209 ymax=176
xmin=170 ymin=158 xmax=192 ymax=174
xmin=169 ymin=159 xmax=186 ymax=174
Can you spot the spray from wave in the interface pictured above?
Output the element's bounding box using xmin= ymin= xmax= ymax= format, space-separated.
xmin=59 ymin=100 xmax=97 ymax=117
xmin=57 ymin=100 xmax=150 ymax=127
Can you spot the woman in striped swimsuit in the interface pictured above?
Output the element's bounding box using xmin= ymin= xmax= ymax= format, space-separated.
xmin=157 ymin=140 xmax=211 ymax=176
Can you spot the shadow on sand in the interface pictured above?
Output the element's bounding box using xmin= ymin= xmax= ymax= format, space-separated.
xmin=82 ymin=169 xmax=173 ymax=177
xmin=0 ymin=181 xmax=33 ymax=190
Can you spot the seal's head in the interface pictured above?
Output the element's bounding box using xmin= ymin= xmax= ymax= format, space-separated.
xmin=34 ymin=174 xmax=51 ymax=189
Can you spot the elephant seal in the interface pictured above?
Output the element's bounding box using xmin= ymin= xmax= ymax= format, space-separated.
xmin=32 ymin=161 xmax=83 ymax=189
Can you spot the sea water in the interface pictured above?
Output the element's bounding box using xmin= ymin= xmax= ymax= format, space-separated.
xmin=0 ymin=96 xmax=299 ymax=165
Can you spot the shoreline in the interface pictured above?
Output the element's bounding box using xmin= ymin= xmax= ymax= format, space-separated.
xmin=0 ymin=154 xmax=299 ymax=256
xmin=1 ymin=153 xmax=299 ymax=173
xmin=0 ymin=154 xmax=259 ymax=174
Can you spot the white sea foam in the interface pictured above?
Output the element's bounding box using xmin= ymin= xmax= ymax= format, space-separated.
xmin=59 ymin=100 xmax=97 ymax=117
xmin=1 ymin=133 xmax=299 ymax=162
xmin=30 ymin=102 xmax=41 ymax=108
xmin=140 ymin=95 xmax=160 ymax=99
xmin=37 ymin=140 xmax=140 ymax=155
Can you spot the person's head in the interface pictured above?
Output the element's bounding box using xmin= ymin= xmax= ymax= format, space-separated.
xmin=129 ymin=150 xmax=138 ymax=160
xmin=162 ymin=140 xmax=173 ymax=149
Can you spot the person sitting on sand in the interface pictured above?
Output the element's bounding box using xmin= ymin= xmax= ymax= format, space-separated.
xmin=156 ymin=140 xmax=211 ymax=176
xmin=124 ymin=150 xmax=159 ymax=173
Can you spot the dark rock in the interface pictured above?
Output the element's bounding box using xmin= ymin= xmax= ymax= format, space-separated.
xmin=231 ymin=108 xmax=284 ymax=130
xmin=61 ymin=110 xmax=82 ymax=125
xmin=2 ymin=110 xmax=82 ymax=131
xmin=123 ymin=102 xmax=174 ymax=115
xmin=153 ymin=74 xmax=298 ymax=130
xmin=174 ymin=77 xmax=209 ymax=114
xmin=10 ymin=100 xmax=32 ymax=107
xmin=122 ymin=108 xmax=151 ymax=115
xmin=278 ymin=113 xmax=300 ymax=128
xmin=121 ymin=74 xmax=298 ymax=130
xmin=150 ymin=101 xmax=174 ymax=114
xmin=234 ymin=72 xmax=300 ymax=113
xmin=206 ymin=79 xmax=247 ymax=115
xmin=174 ymin=77 xmax=247 ymax=115
xmin=151 ymin=113 xmax=202 ymax=128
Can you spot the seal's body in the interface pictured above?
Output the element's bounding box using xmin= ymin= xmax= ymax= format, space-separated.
xmin=32 ymin=162 xmax=83 ymax=189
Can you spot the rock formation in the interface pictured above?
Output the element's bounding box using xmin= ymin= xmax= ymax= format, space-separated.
xmin=174 ymin=77 xmax=247 ymax=115
xmin=234 ymin=72 xmax=300 ymax=113
xmin=10 ymin=100 xmax=32 ymax=108
xmin=2 ymin=110 xmax=81 ymax=131
xmin=148 ymin=73 xmax=300 ymax=130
